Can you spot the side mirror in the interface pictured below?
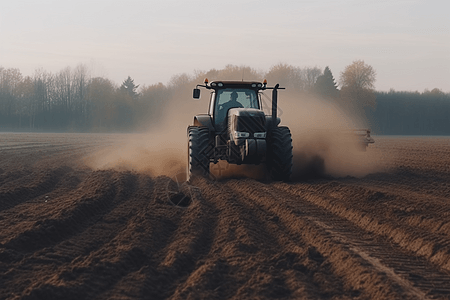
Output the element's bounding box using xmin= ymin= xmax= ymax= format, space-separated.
xmin=193 ymin=88 xmax=201 ymax=99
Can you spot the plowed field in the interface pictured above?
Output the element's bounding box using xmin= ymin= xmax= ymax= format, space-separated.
xmin=1 ymin=133 xmax=450 ymax=299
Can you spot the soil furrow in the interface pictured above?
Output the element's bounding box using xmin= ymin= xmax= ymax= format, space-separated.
xmin=273 ymin=182 xmax=450 ymax=273
xmin=190 ymin=178 xmax=300 ymax=299
xmin=142 ymin=178 xmax=219 ymax=299
xmin=0 ymin=166 xmax=73 ymax=212
xmin=228 ymin=179 xmax=450 ymax=299
xmin=1 ymin=170 xmax=139 ymax=253
xmin=223 ymin=179 xmax=396 ymax=299
xmin=327 ymin=180 xmax=450 ymax=238
xmin=218 ymin=179 xmax=356 ymax=299
xmin=270 ymin=182 xmax=450 ymax=299
xmin=1 ymin=173 xmax=154 ymax=300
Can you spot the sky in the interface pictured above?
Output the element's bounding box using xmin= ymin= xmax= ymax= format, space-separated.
xmin=1 ymin=0 xmax=449 ymax=92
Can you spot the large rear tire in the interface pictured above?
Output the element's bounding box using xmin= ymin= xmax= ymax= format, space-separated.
xmin=187 ymin=126 xmax=211 ymax=180
xmin=267 ymin=126 xmax=293 ymax=181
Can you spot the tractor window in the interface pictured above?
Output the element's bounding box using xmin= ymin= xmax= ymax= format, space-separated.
xmin=208 ymin=92 xmax=215 ymax=115
xmin=216 ymin=89 xmax=259 ymax=109
xmin=214 ymin=89 xmax=259 ymax=129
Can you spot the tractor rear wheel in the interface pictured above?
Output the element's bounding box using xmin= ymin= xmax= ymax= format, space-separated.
xmin=267 ymin=126 xmax=293 ymax=181
xmin=187 ymin=126 xmax=210 ymax=180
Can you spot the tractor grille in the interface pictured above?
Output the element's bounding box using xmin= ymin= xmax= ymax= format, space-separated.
xmin=234 ymin=115 xmax=265 ymax=134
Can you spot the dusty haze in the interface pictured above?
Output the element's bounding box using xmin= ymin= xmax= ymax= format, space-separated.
xmin=280 ymin=92 xmax=390 ymax=179
xmin=84 ymin=81 xmax=391 ymax=181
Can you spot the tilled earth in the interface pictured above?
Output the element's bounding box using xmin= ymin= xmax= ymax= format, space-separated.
xmin=1 ymin=133 xmax=450 ymax=299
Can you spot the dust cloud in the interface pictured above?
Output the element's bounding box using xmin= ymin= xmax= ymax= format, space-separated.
xmin=278 ymin=91 xmax=390 ymax=179
xmin=83 ymin=85 xmax=202 ymax=180
xmin=84 ymin=80 xmax=389 ymax=181
xmin=83 ymin=136 xmax=186 ymax=178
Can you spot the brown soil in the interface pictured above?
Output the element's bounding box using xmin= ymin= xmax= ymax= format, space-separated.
xmin=1 ymin=133 xmax=450 ymax=299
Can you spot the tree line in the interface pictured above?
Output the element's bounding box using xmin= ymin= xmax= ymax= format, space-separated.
xmin=0 ymin=65 xmax=170 ymax=132
xmin=0 ymin=63 xmax=449 ymax=135
xmin=367 ymin=89 xmax=450 ymax=135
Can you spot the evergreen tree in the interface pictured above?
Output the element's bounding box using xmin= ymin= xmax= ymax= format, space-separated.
xmin=314 ymin=66 xmax=339 ymax=99
xmin=120 ymin=76 xmax=139 ymax=99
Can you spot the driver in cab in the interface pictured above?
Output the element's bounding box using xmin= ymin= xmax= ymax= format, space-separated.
xmin=219 ymin=91 xmax=243 ymax=114
xmin=216 ymin=91 xmax=243 ymax=129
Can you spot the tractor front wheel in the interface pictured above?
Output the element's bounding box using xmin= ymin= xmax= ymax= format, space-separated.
xmin=267 ymin=126 xmax=293 ymax=181
xmin=187 ymin=126 xmax=210 ymax=180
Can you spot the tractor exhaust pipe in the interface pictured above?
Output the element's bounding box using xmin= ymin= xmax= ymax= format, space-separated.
xmin=272 ymin=84 xmax=280 ymax=129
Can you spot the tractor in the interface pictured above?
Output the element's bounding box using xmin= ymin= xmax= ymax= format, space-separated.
xmin=187 ymin=79 xmax=293 ymax=181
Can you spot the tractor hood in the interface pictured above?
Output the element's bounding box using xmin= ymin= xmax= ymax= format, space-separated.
xmin=228 ymin=108 xmax=265 ymax=118
xmin=228 ymin=108 xmax=266 ymax=134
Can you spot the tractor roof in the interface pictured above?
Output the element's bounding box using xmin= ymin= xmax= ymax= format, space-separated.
xmin=210 ymin=80 xmax=262 ymax=85
xmin=208 ymin=80 xmax=264 ymax=90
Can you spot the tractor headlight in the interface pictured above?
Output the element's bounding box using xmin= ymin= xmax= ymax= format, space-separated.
xmin=254 ymin=132 xmax=266 ymax=138
xmin=234 ymin=131 xmax=250 ymax=138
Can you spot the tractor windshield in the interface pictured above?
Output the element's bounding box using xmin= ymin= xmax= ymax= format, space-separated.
xmin=214 ymin=89 xmax=259 ymax=129
xmin=216 ymin=89 xmax=259 ymax=109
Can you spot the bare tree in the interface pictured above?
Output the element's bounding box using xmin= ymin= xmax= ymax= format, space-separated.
xmin=340 ymin=60 xmax=377 ymax=109
xmin=73 ymin=64 xmax=90 ymax=127
xmin=265 ymin=63 xmax=305 ymax=91
xmin=0 ymin=68 xmax=23 ymax=119
xmin=32 ymin=68 xmax=54 ymax=129
xmin=16 ymin=76 xmax=34 ymax=128
xmin=87 ymin=77 xmax=116 ymax=130
xmin=301 ymin=66 xmax=322 ymax=92
xmin=138 ymin=82 xmax=168 ymax=126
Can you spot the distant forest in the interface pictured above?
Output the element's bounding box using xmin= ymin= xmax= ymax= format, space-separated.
xmin=367 ymin=90 xmax=450 ymax=135
xmin=0 ymin=63 xmax=449 ymax=135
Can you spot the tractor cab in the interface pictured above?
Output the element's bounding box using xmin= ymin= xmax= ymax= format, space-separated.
xmin=210 ymin=87 xmax=261 ymax=131
xmin=193 ymin=80 xmax=264 ymax=131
